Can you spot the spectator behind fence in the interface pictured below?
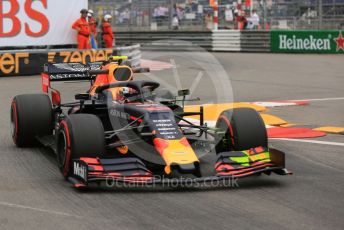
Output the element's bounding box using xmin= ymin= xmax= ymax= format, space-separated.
xmin=153 ymin=4 xmax=168 ymax=26
xmin=102 ymin=14 xmax=114 ymax=48
xmin=72 ymin=9 xmax=91 ymax=49
xmin=119 ymin=9 xmax=130 ymax=24
xmin=174 ymin=3 xmax=184 ymax=21
xmin=236 ymin=10 xmax=248 ymax=30
xmin=234 ymin=9 xmax=239 ymax=29
xmin=88 ymin=9 xmax=98 ymax=48
xmin=172 ymin=14 xmax=179 ymax=30
xmin=205 ymin=12 xmax=213 ymax=30
xmin=250 ymin=10 xmax=260 ymax=29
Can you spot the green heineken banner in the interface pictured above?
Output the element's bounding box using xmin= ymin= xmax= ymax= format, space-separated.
xmin=271 ymin=30 xmax=344 ymax=54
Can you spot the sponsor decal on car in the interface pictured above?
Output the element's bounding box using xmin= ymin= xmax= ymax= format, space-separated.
xmin=73 ymin=161 xmax=87 ymax=182
xmin=50 ymin=73 xmax=87 ymax=80
xmin=150 ymin=112 xmax=181 ymax=139
xmin=109 ymin=109 xmax=130 ymax=120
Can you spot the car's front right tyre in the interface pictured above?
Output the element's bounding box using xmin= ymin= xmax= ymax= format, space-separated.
xmin=215 ymin=108 xmax=268 ymax=153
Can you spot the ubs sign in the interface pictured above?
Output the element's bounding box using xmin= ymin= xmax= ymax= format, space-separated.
xmin=0 ymin=0 xmax=87 ymax=47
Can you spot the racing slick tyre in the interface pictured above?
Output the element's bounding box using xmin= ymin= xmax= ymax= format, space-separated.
xmin=56 ymin=114 xmax=105 ymax=178
xmin=11 ymin=94 xmax=53 ymax=147
xmin=215 ymin=108 xmax=267 ymax=153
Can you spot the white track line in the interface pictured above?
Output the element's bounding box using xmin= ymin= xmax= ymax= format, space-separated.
xmin=0 ymin=201 xmax=81 ymax=218
xmin=290 ymin=97 xmax=344 ymax=102
xmin=272 ymin=138 xmax=344 ymax=147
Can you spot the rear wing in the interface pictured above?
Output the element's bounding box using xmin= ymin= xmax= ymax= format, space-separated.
xmin=43 ymin=62 xmax=105 ymax=81
xmin=41 ymin=59 xmax=150 ymax=100
xmin=42 ymin=61 xmax=149 ymax=85
xmin=41 ymin=62 xmax=110 ymax=94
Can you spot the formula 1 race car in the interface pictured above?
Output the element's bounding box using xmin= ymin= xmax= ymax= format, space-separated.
xmin=10 ymin=56 xmax=291 ymax=189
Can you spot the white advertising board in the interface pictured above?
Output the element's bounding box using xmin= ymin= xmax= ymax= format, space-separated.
xmin=0 ymin=0 xmax=88 ymax=47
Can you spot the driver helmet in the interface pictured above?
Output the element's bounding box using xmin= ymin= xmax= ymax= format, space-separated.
xmin=104 ymin=14 xmax=112 ymax=22
xmin=120 ymin=87 xmax=130 ymax=96
xmin=118 ymin=87 xmax=137 ymax=102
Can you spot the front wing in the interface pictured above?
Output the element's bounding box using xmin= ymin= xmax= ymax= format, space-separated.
xmin=68 ymin=148 xmax=291 ymax=189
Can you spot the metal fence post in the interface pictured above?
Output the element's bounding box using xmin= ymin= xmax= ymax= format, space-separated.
xmin=262 ymin=0 xmax=267 ymax=30
xmin=318 ymin=0 xmax=323 ymax=30
xmin=214 ymin=1 xmax=219 ymax=31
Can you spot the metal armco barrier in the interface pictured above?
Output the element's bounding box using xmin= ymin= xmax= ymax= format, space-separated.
xmin=115 ymin=30 xmax=343 ymax=54
xmin=115 ymin=31 xmax=213 ymax=51
xmin=212 ymin=30 xmax=270 ymax=52
xmin=115 ymin=30 xmax=270 ymax=52
xmin=212 ymin=30 xmax=241 ymax=51
xmin=0 ymin=45 xmax=141 ymax=77
xmin=271 ymin=30 xmax=344 ymax=54
xmin=241 ymin=31 xmax=271 ymax=52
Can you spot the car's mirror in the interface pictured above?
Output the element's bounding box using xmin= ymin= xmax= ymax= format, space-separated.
xmin=178 ymin=89 xmax=190 ymax=97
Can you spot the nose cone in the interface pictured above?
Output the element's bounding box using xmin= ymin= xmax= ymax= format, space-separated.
xmin=154 ymin=137 xmax=199 ymax=172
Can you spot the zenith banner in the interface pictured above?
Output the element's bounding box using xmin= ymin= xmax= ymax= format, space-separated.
xmin=0 ymin=49 xmax=117 ymax=77
xmin=271 ymin=30 xmax=344 ymax=54
xmin=0 ymin=0 xmax=87 ymax=47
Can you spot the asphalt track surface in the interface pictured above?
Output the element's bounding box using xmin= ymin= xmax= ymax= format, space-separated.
xmin=0 ymin=52 xmax=343 ymax=230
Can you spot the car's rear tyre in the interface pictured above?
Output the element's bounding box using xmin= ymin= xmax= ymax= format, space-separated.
xmin=56 ymin=114 xmax=105 ymax=178
xmin=215 ymin=108 xmax=267 ymax=152
xmin=11 ymin=94 xmax=53 ymax=147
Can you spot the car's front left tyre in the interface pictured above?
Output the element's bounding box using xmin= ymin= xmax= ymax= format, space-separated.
xmin=56 ymin=114 xmax=106 ymax=178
